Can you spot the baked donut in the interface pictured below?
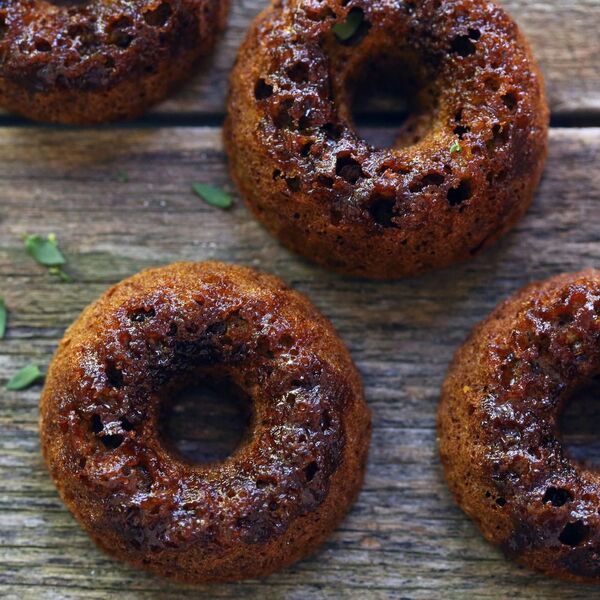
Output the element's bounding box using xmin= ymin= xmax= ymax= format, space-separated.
xmin=439 ymin=270 xmax=600 ymax=582
xmin=40 ymin=261 xmax=370 ymax=583
xmin=0 ymin=0 xmax=228 ymax=124
xmin=225 ymin=0 xmax=549 ymax=279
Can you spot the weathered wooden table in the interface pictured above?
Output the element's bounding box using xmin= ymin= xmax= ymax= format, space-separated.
xmin=1 ymin=1 xmax=600 ymax=598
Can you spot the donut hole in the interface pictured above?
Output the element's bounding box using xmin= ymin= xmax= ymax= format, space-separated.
xmin=488 ymin=123 xmax=510 ymax=152
xmin=321 ymin=122 xmax=343 ymax=141
xmin=447 ymin=179 xmax=472 ymax=206
xmin=560 ymin=378 xmax=600 ymax=467
xmin=483 ymin=75 xmax=501 ymax=92
xmin=335 ymin=154 xmax=364 ymax=184
xmin=129 ymin=306 xmax=156 ymax=322
xmin=543 ymin=487 xmax=573 ymax=507
xmin=453 ymin=125 xmax=470 ymax=139
xmin=254 ymin=79 xmax=273 ymax=100
xmin=108 ymin=16 xmax=135 ymax=49
xmin=159 ymin=376 xmax=252 ymax=465
xmin=300 ymin=141 xmax=314 ymax=157
xmin=344 ymin=48 xmax=438 ymax=149
xmin=90 ymin=413 xmax=103 ymax=434
xmin=559 ymin=520 xmax=590 ymax=547
xmin=105 ymin=360 xmax=124 ymax=388
xmin=368 ymin=195 xmax=397 ymax=228
xmin=121 ymin=417 xmax=134 ymax=432
xmin=34 ymin=39 xmax=52 ymax=52
xmin=321 ymin=409 xmax=332 ymax=431
xmin=304 ymin=461 xmax=319 ymax=482
xmin=287 ymin=62 xmax=310 ymax=84
xmin=410 ymin=173 xmax=445 ymax=193
xmin=89 ymin=414 xmax=127 ymax=450
xmin=502 ymin=92 xmax=518 ymax=111
xmin=143 ymin=2 xmax=172 ymax=27
xmin=101 ymin=434 xmax=124 ymax=450
xmin=450 ymin=35 xmax=477 ymax=58
xmin=255 ymin=476 xmax=276 ymax=489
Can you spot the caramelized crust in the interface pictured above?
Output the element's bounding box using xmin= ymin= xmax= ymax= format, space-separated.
xmin=0 ymin=0 xmax=229 ymax=123
xmin=40 ymin=262 xmax=371 ymax=583
xmin=439 ymin=270 xmax=600 ymax=582
xmin=225 ymin=0 xmax=549 ymax=279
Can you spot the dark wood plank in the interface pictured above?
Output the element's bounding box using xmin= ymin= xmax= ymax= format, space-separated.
xmin=1 ymin=126 xmax=600 ymax=598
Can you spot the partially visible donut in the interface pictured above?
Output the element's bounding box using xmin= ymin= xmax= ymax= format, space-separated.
xmin=40 ymin=261 xmax=371 ymax=583
xmin=225 ymin=0 xmax=548 ymax=279
xmin=439 ymin=270 xmax=600 ymax=582
xmin=0 ymin=0 xmax=229 ymax=123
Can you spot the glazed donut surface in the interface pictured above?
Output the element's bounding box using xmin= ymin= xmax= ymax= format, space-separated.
xmin=439 ymin=270 xmax=600 ymax=583
xmin=225 ymin=0 xmax=549 ymax=279
xmin=40 ymin=261 xmax=371 ymax=583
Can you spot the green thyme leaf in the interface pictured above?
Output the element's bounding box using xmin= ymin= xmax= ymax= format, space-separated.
xmin=117 ymin=170 xmax=129 ymax=183
xmin=25 ymin=233 xmax=66 ymax=267
xmin=24 ymin=234 xmax=72 ymax=282
xmin=192 ymin=183 xmax=234 ymax=209
xmin=49 ymin=266 xmax=73 ymax=283
xmin=6 ymin=364 xmax=44 ymax=391
xmin=450 ymin=141 xmax=462 ymax=154
xmin=0 ymin=298 xmax=6 ymax=339
xmin=333 ymin=8 xmax=364 ymax=42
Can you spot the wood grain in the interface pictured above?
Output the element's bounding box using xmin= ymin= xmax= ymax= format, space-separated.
xmin=1 ymin=126 xmax=600 ymax=599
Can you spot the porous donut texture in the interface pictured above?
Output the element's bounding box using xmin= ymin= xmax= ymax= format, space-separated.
xmin=0 ymin=0 xmax=228 ymax=123
xmin=439 ymin=270 xmax=600 ymax=583
xmin=225 ymin=0 xmax=549 ymax=279
xmin=40 ymin=262 xmax=371 ymax=583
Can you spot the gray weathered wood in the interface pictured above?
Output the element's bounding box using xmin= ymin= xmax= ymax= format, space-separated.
xmin=1 ymin=126 xmax=600 ymax=598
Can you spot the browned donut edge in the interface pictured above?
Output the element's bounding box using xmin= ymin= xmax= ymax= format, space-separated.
xmin=39 ymin=261 xmax=371 ymax=583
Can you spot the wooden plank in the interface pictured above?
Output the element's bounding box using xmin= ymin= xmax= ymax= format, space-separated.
xmin=1 ymin=126 xmax=600 ymax=598
xmin=0 ymin=0 xmax=598 ymax=121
